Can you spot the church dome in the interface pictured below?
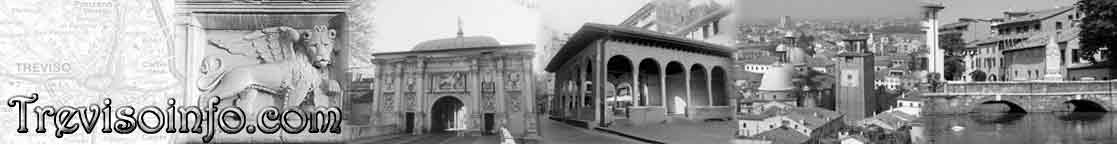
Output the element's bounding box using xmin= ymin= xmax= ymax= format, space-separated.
xmin=412 ymin=36 xmax=500 ymax=51
xmin=758 ymin=64 xmax=795 ymax=91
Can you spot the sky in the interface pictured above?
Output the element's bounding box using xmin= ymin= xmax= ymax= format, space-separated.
xmin=935 ymin=0 xmax=1077 ymax=23
xmin=538 ymin=0 xmax=651 ymax=33
xmin=371 ymin=0 xmax=1077 ymax=53
xmin=371 ymin=0 xmax=540 ymax=53
xmin=537 ymin=0 xmax=924 ymax=33
xmin=734 ymin=0 xmax=924 ymax=22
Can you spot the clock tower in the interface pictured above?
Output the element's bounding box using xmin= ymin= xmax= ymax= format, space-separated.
xmin=836 ymin=37 xmax=876 ymax=122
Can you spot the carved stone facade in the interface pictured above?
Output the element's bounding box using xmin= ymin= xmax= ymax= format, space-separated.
xmin=368 ymin=36 xmax=537 ymax=138
xmin=176 ymin=0 xmax=353 ymax=143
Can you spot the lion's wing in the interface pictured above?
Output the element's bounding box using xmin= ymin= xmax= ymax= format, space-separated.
xmin=250 ymin=26 xmax=299 ymax=63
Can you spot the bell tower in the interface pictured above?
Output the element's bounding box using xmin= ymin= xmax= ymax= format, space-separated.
xmin=835 ymin=37 xmax=876 ymax=122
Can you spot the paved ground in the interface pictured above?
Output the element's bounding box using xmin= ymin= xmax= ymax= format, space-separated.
xmin=539 ymin=118 xmax=646 ymax=144
xmin=349 ymin=117 xmax=647 ymax=144
xmin=349 ymin=133 xmax=500 ymax=144
xmin=602 ymin=117 xmax=736 ymax=144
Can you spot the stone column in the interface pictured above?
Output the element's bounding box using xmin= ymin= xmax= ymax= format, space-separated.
xmin=523 ymin=53 xmax=541 ymax=141
xmin=497 ymin=57 xmax=507 ymax=133
xmin=395 ymin=63 xmax=404 ymax=127
xmin=685 ymin=64 xmax=692 ymax=117
xmin=416 ymin=58 xmax=427 ymax=135
xmin=371 ymin=60 xmax=382 ymax=125
xmin=633 ymin=60 xmax=641 ymax=106
xmin=577 ymin=64 xmax=584 ymax=119
xmin=707 ymin=67 xmax=714 ymax=106
xmin=594 ymin=41 xmax=605 ymax=127
xmin=469 ymin=58 xmax=482 ymax=135
xmin=660 ymin=61 xmax=668 ymax=115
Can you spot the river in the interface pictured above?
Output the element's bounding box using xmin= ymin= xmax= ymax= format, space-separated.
xmin=922 ymin=112 xmax=1117 ymax=144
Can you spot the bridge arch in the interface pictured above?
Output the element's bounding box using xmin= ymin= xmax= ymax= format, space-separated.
xmin=1062 ymin=100 xmax=1109 ymax=112
xmin=1051 ymin=96 xmax=1113 ymax=112
xmin=973 ymin=100 xmax=1027 ymax=113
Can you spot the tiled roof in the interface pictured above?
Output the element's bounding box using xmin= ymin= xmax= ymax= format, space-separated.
xmin=736 ymin=44 xmax=778 ymax=54
xmin=544 ymin=23 xmax=734 ymax=72
xmin=1003 ymin=29 xmax=1079 ymax=52
xmin=806 ymin=56 xmax=835 ymax=67
xmin=783 ymin=107 xmax=843 ymax=129
xmin=862 ymin=110 xmax=917 ymax=130
xmin=964 ymin=38 xmax=990 ymax=48
xmin=940 ymin=21 xmax=969 ymax=29
xmin=752 ymin=128 xmax=810 ymax=144
xmin=412 ymin=36 xmax=501 ymax=51
xmin=736 ymin=107 xmax=783 ymax=120
xmin=972 ymin=32 xmax=1038 ymax=45
xmin=998 ymin=6 xmax=1075 ymax=26
xmin=740 ymin=55 xmax=779 ymax=64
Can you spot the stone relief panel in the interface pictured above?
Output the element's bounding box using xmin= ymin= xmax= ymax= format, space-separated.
xmin=405 ymin=73 xmax=417 ymax=92
xmin=382 ymin=74 xmax=396 ymax=92
xmin=505 ymin=71 xmax=522 ymax=90
xmin=481 ymin=69 xmax=498 ymax=112
xmin=507 ymin=92 xmax=521 ymax=112
xmin=381 ymin=93 xmax=395 ymax=112
xmin=482 ymin=93 xmax=496 ymax=112
xmin=432 ymin=72 xmax=467 ymax=92
xmin=403 ymin=93 xmax=416 ymax=112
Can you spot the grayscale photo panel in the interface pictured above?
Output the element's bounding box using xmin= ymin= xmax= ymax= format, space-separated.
xmin=1 ymin=0 xmax=1114 ymax=144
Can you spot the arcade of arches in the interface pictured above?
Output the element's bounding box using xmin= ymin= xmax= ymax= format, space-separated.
xmin=545 ymin=24 xmax=736 ymax=127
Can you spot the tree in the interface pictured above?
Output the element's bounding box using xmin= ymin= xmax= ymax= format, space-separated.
xmin=791 ymin=67 xmax=836 ymax=107
xmin=970 ymin=70 xmax=987 ymax=82
xmin=1076 ymin=0 xmax=1117 ymax=78
xmin=874 ymin=85 xmax=894 ymax=111
xmin=925 ymin=72 xmax=943 ymax=92
xmin=944 ymin=57 xmax=966 ymax=80
xmin=347 ymin=0 xmax=377 ymax=69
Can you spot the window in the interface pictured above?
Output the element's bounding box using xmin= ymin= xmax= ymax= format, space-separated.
xmin=1056 ymin=22 xmax=1064 ymax=30
xmin=1072 ymin=49 xmax=1081 ymax=63
xmin=702 ymin=25 xmax=710 ymax=38
xmin=712 ymin=20 xmax=721 ymax=34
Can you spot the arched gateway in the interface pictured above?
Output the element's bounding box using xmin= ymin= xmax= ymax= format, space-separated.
xmin=368 ymin=30 xmax=538 ymax=138
xmin=431 ymin=96 xmax=465 ymax=132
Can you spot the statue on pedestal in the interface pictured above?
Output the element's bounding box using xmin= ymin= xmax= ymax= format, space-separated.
xmin=1044 ymin=32 xmax=1064 ymax=81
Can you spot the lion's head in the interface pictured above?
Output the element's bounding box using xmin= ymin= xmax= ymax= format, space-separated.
xmin=300 ymin=25 xmax=337 ymax=68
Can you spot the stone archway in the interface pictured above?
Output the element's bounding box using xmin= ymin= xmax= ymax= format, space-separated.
xmin=711 ymin=66 xmax=728 ymax=106
xmin=690 ymin=64 xmax=709 ymax=106
xmin=639 ymin=59 xmax=662 ymax=107
xmin=1062 ymin=100 xmax=1108 ymax=112
xmin=607 ymin=55 xmax=634 ymax=120
xmin=973 ymin=100 xmax=1027 ymax=113
xmin=665 ymin=61 xmax=686 ymax=115
xmin=431 ymin=96 xmax=465 ymax=132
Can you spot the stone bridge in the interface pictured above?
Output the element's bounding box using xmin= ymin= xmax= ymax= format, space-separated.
xmin=922 ymin=80 xmax=1117 ymax=114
